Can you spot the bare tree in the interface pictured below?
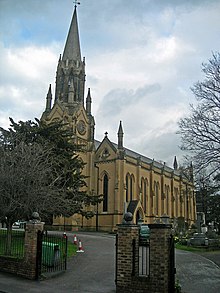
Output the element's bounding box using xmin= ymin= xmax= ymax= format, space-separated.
xmin=0 ymin=142 xmax=61 ymax=253
xmin=178 ymin=52 xmax=220 ymax=178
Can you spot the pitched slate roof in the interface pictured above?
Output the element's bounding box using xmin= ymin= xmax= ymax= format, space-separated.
xmin=127 ymin=200 xmax=139 ymax=214
xmin=94 ymin=139 xmax=180 ymax=176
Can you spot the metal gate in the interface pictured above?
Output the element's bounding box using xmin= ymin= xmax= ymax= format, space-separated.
xmin=115 ymin=234 xmax=118 ymax=284
xmin=37 ymin=231 xmax=68 ymax=279
xmin=168 ymin=234 xmax=176 ymax=293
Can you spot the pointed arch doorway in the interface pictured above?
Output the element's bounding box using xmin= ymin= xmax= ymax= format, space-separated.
xmin=135 ymin=209 xmax=144 ymax=224
xmin=127 ymin=200 xmax=145 ymax=224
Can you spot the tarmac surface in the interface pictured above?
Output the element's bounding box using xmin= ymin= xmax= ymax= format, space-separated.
xmin=0 ymin=232 xmax=220 ymax=293
xmin=176 ymin=249 xmax=220 ymax=293
xmin=0 ymin=232 xmax=115 ymax=293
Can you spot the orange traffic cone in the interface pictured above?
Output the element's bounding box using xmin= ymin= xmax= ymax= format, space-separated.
xmin=73 ymin=234 xmax=77 ymax=245
xmin=77 ymin=239 xmax=84 ymax=253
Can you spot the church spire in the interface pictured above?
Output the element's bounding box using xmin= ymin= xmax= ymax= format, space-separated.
xmin=118 ymin=121 xmax=124 ymax=149
xmin=45 ymin=84 xmax=52 ymax=112
xmin=54 ymin=5 xmax=85 ymax=105
xmin=86 ymin=88 xmax=92 ymax=114
xmin=62 ymin=6 xmax=81 ymax=62
xmin=173 ymin=156 xmax=178 ymax=170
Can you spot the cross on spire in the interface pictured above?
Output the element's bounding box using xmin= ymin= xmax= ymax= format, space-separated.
xmin=74 ymin=0 xmax=80 ymax=8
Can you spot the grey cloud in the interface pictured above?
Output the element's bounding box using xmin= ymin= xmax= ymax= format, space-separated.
xmin=97 ymin=83 xmax=161 ymax=118
xmin=140 ymin=131 xmax=182 ymax=167
xmin=1 ymin=0 xmax=220 ymax=165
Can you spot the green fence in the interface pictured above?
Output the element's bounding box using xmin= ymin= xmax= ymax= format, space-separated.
xmin=0 ymin=229 xmax=25 ymax=258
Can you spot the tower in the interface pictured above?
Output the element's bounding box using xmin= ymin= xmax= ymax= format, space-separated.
xmin=42 ymin=5 xmax=95 ymax=144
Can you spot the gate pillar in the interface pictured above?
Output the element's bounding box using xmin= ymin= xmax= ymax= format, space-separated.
xmin=116 ymin=223 xmax=139 ymax=290
xmin=116 ymin=213 xmax=174 ymax=293
xmin=24 ymin=214 xmax=44 ymax=279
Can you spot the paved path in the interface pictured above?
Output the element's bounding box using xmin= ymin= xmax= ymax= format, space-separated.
xmin=0 ymin=232 xmax=116 ymax=293
xmin=176 ymin=249 xmax=220 ymax=293
xmin=0 ymin=232 xmax=220 ymax=293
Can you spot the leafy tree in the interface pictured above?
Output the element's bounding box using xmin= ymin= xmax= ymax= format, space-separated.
xmin=0 ymin=118 xmax=101 ymax=232
xmin=178 ymin=52 xmax=220 ymax=178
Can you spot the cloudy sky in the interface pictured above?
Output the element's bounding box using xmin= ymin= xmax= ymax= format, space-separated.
xmin=0 ymin=0 xmax=220 ymax=167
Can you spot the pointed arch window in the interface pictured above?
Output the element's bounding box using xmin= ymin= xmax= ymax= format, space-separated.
xmin=166 ymin=185 xmax=170 ymax=216
xmin=175 ymin=188 xmax=179 ymax=217
xmin=103 ymin=174 xmax=108 ymax=212
xmin=141 ymin=177 xmax=148 ymax=213
xmin=130 ymin=174 xmax=135 ymax=201
xmin=156 ymin=182 xmax=159 ymax=216
xmin=126 ymin=173 xmax=135 ymax=202
xmin=154 ymin=181 xmax=160 ymax=216
xmin=126 ymin=174 xmax=129 ymax=202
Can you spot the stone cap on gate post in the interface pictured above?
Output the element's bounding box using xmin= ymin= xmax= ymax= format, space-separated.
xmin=29 ymin=212 xmax=41 ymax=224
xmin=26 ymin=212 xmax=44 ymax=232
xmin=122 ymin=212 xmax=134 ymax=225
xmin=117 ymin=212 xmax=139 ymax=229
xmin=25 ymin=212 xmax=44 ymax=232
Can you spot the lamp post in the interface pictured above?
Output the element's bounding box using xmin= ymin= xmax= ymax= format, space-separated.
xmin=94 ymin=164 xmax=100 ymax=232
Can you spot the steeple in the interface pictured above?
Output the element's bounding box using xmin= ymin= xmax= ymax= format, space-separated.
xmin=173 ymin=156 xmax=178 ymax=170
xmin=118 ymin=121 xmax=124 ymax=149
xmin=62 ymin=6 xmax=81 ymax=62
xmin=54 ymin=5 xmax=85 ymax=106
xmin=45 ymin=84 xmax=52 ymax=112
xmin=86 ymin=88 xmax=92 ymax=114
xmin=189 ymin=161 xmax=194 ymax=182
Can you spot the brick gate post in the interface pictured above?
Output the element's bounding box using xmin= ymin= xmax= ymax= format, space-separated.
xmin=116 ymin=213 xmax=139 ymax=293
xmin=148 ymin=223 xmax=173 ymax=293
xmin=24 ymin=213 xmax=44 ymax=279
xmin=115 ymin=212 xmax=173 ymax=293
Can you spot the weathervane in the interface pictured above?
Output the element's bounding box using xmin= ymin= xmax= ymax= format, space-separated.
xmin=74 ymin=0 xmax=80 ymax=8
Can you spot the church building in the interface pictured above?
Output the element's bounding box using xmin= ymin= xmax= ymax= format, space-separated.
xmin=41 ymin=6 xmax=196 ymax=231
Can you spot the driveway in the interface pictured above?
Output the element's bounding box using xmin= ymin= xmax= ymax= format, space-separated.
xmin=0 ymin=233 xmax=220 ymax=293
xmin=176 ymin=249 xmax=220 ymax=293
xmin=0 ymin=232 xmax=116 ymax=293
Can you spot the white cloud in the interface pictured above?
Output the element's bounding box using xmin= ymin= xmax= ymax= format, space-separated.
xmin=0 ymin=44 xmax=60 ymax=128
xmin=7 ymin=47 xmax=54 ymax=80
xmin=0 ymin=0 xmax=220 ymax=167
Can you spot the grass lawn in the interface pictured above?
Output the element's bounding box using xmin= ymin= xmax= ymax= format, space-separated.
xmin=0 ymin=229 xmax=25 ymax=258
xmin=67 ymin=240 xmax=78 ymax=257
xmin=42 ymin=233 xmax=78 ymax=258
xmin=0 ymin=229 xmax=77 ymax=258
xmin=175 ymin=243 xmax=209 ymax=252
